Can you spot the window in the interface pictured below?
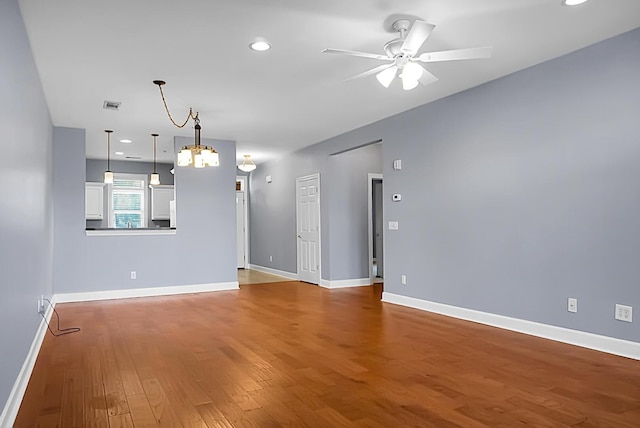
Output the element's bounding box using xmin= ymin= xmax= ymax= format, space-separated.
xmin=108 ymin=173 xmax=147 ymax=228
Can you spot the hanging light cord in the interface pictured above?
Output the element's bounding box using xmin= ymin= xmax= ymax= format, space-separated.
xmin=152 ymin=134 xmax=157 ymax=173
xmin=41 ymin=298 xmax=81 ymax=337
xmin=154 ymin=80 xmax=198 ymax=128
xmin=106 ymin=130 xmax=111 ymax=171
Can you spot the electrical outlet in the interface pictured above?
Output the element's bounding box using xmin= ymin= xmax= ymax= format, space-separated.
xmin=130 ymin=271 xmax=137 ymax=280
xmin=615 ymin=304 xmax=633 ymax=322
xmin=401 ymin=274 xmax=407 ymax=285
xmin=568 ymin=298 xmax=577 ymax=313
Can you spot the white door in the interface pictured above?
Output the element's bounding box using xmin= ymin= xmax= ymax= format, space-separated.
xmin=296 ymin=174 xmax=321 ymax=284
xmin=236 ymin=191 xmax=245 ymax=268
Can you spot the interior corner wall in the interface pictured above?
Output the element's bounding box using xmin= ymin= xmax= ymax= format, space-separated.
xmin=327 ymin=143 xmax=382 ymax=280
xmin=249 ymin=136 xmax=383 ymax=281
xmin=52 ymin=131 xmax=238 ymax=294
xmin=0 ymin=0 xmax=54 ymax=417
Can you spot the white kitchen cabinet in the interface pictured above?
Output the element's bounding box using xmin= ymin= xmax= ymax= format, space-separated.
xmin=85 ymin=182 xmax=104 ymax=220
xmin=151 ymin=185 xmax=174 ymax=220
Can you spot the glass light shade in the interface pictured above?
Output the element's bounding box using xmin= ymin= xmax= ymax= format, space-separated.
xmin=194 ymin=153 xmax=205 ymax=168
xmin=402 ymin=62 xmax=423 ymax=82
xmin=177 ymin=148 xmax=192 ymax=166
xmin=209 ymin=151 xmax=220 ymax=166
xmin=201 ymin=149 xmax=216 ymax=166
xmin=376 ymin=66 xmax=398 ymax=88
xmin=402 ymin=78 xmax=419 ymax=91
xmin=150 ymin=172 xmax=160 ymax=186
xmin=104 ymin=170 xmax=114 ymax=184
xmin=238 ymin=154 xmax=256 ymax=172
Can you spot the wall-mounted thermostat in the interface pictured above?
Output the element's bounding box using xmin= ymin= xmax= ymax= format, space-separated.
xmin=392 ymin=193 xmax=402 ymax=202
xmin=393 ymin=159 xmax=402 ymax=170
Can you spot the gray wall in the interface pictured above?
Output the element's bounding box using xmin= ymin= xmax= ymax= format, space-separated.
xmin=327 ymin=143 xmax=382 ymax=280
xmin=53 ymin=131 xmax=238 ymax=294
xmin=250 ymin=141 xmax=382 ymax=281
xmin=85 ymin=159 xmax=174 ymax=228
xmin=382 ymin=27 xmax=640 ymax=342
xmin=0 ymin=0 xmax=53 ymax=416
xmin=250 ymin=28 xmax=640 ymax=342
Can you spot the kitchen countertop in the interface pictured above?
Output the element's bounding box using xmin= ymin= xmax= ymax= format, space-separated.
xmin=85 ymin=227 xmax=176 ymax=236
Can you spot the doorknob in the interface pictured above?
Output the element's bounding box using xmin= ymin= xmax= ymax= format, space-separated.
xmin=297 ymin=235 xmax=302 ymax=238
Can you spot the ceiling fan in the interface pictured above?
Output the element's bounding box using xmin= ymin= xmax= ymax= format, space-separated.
xmin=322 ymin=19 xmax=492 ymax=90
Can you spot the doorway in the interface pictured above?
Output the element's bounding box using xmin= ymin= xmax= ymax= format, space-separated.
xmin=236 ymin=177 xmax=248 ymax=269
xmin=368 ymin=173 xmax=383 ymax=284
xmin=296 ymin=173 xmax=321 ymax=285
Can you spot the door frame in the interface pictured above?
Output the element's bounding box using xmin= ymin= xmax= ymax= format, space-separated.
xmin=296 ymin=173 xmax=321 ymax=285
xmin=368 ymin=173 xmax=383 ymax=284
xmin=236 ymin=176 xmax=249 ymax=269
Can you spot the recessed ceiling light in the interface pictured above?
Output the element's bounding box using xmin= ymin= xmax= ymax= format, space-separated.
xmin=562 ymin=0 xmax=589 ymax=6
xmin=120 ymin=139 xmax=132 ymax=143
xmin=115 ymin=151 xmax=124 ymax=155
xmin=249 ymin=40 xmax=271 ymax=52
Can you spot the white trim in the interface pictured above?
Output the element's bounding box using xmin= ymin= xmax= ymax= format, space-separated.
xmin=382 ymin=292 xmax=640 ymax=361
xmin=86 ymin=229 xmax=176 ymax=236
xmin=368 ymin=173 xmax=383 ymax=284
xmin=236 ymin=176 xmax=249 ymax=268
xmin=55 ymin=282 xmax=239 ymax=304
xmin=296 ymin=173 xmax=322 ymax=285
xmin=0 ymin=297 xmax=56 ymax=428
xmin=248 ymin=264 xmax=299 ymax=281
xmin=319 ymin=278 xmax=371 ymax=289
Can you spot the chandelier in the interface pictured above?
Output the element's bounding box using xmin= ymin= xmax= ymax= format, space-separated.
xmin=153 ymin=80 xmax=219 ymax=168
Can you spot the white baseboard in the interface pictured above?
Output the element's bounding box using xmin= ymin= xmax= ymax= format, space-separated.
xmin=382 ymin=292 xmax=640 ymax=361
xmin=248 ymin=264 xmax=298 ymax=281
xmin=55 ymin=282 xmax=239 ymax=303
xmin=319 ymin=278 xmax=371 ymax=289
xmin=0 ymin=297 xmax=56 ymax=428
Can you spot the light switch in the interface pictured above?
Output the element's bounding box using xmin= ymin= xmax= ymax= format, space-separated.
xmin=388 ymin=221 xmax=399 ymax=230
xmin=393 ymin=159 xmax=402 ymax=170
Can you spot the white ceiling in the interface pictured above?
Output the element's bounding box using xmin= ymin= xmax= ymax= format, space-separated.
xmin=18 ymin=0 xmax=640 ymax=165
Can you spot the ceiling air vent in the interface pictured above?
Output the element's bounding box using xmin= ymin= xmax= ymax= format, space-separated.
xmin=103 ymin=100 xmax=121 ymax=110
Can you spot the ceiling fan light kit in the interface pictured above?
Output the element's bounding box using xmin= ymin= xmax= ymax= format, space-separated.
xmin=323 ymin=18 xmax=492 ymax=91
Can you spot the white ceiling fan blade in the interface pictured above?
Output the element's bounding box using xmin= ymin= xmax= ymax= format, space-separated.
xmin=345 ymin=63 xmax=395 ymax=82
xmin=418 ymin=46 xmax=493 ymax=63
xmin=401 ymin=21 xmax=435 ymax=56
xmin=417 ymin=65 xmax=439 ymax=86
xmin=322 ymin=48 xmax=391 ymax=61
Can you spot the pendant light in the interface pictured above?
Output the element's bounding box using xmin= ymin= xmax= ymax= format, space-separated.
xmin=150 ymin=133 xmax=160 ymax=185
xmin=153 ymin=80 xmax=219 ymax=168
xmin=237 ymin=154 xmax=256 ymax=172
xmin=104 ymin=130 xmax=113 ymax=184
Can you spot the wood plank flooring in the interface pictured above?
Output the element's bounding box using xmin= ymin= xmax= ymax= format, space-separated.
xmin=237 ymin=269 xmax=290 ymax=285
xmin=15 ymin=282 xmax=640 ymax=427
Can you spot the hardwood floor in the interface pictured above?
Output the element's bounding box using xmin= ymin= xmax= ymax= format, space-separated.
xmin=16 ymin=282 xmax=640 ymax=427
xmin=237 ymin=269 xmax=290 ymax=285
